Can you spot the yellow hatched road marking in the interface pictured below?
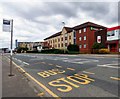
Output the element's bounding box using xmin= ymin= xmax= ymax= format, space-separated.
xmin=67 ymin=68 xmax=75 ymax=71
xmin=6 ymin=57 xmax=59 ymax=98
xmin=37 ymin=92 xmax=44 ymax=96
xmin=110 ymin=77 xmax=120 ymax=81
xmin=82 ymin=71 xmax=95 ymax=75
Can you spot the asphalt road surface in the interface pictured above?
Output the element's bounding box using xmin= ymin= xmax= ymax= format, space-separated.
xmin=6 ymin=53 xmax=120 ymax=98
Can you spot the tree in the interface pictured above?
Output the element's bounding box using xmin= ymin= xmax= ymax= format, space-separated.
xmin=92 ymin=42 xmax=105 ymax=49
xmin=16 ymin=47 xmax=28 ymax=53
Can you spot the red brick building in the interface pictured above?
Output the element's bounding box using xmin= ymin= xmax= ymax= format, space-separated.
xmin=74 ymin=22 xmax=106 ymax=53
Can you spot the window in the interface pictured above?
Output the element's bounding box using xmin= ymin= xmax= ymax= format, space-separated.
xmin=61 ymin=37 xmax=63 ymax=41
xmin=58 ymin=44 xmax=60 ymax=47
xmin=65 ymin=37 xmax=67 ymax=40
xmin=55 ymin=39 xmax=57 ymax=42
xmin=79 ymin=44 xmax=82 ymax=48
xmin=84 ymin=36 xmax=86 ymax=40
xmin=79 ymin=30 xmax=81 ymax=33
xmin=83 ymin=28 xmax=86 ymax=32
xmin=69 ymin=36 xmax=71 ymax=39
xmin=65 ymin=43 xmax=67 ymax=47
xmin=84 ymin=44 xmax=86 ymax=48
xmin=61 ymin=43 xmax=63 ymax=47
xmin=79 ymin=37 xmax=82 ymax=41
xmin=58 ymin=38 xmax=60 ymax=42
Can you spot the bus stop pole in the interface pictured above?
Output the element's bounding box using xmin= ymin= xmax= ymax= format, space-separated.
xmin=9 ymin=19 xmax=14 ymax=76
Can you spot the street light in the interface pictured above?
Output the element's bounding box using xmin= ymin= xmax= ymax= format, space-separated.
xmin=62 ymin=22 xmax=66 ymax=54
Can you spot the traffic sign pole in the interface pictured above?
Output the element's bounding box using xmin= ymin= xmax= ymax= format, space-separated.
xmin=9 ymin=19 xmax=14 ymax=76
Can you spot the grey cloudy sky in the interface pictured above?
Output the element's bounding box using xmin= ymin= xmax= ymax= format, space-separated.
xmin=0 ymin=0 xmax=119 ymax=48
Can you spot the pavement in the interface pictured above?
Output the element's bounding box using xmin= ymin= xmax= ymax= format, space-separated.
xmin=1 ymin=54 xmax=39 ymax=98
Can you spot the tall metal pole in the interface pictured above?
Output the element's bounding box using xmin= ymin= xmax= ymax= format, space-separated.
xmin=9 ymin=19 xmax=14 ymax=76
xmin=62 ymin=22 xmax=65 ymax=54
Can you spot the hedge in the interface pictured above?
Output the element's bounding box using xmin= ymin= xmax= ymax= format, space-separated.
xmin=67 ymin=44 xmax=79 ymax=52
xmin=40 ymin=49 xmax=79 ymax=54
xmin=98 ymin=49 xmax=110 ymax=54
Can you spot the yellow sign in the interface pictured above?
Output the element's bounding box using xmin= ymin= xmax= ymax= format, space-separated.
xmin=48 ymin=73 xmax=94 ymax=92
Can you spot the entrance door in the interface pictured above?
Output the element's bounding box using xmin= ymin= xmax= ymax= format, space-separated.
xmin=110 ymin=44 xmax=116 ymax=52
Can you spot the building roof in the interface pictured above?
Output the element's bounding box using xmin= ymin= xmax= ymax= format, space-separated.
xmin=44 ymin=22 xmax=107 ymax=40
xmin=44 ymin=27 xmax=73 ymax=40
xmin=44 ymin=31 xmax=61 ymax=40
xmin=64 ymin=27 xmax=73 ymax=32
xmin=107 ymin=26 xmax=120 ymax=31
xmin=73 ymin=22 xmax=106 ymax=30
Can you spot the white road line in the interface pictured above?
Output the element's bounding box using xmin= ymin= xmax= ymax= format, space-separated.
xmin=13 ymin=57 xmax=29 ymax=66
xmin=18 ymin=59 xmax=22 ymax=62
xmin=63 ymin=59 xmax=99 ymax=64
xmin=56 ymin=65 xmax=62 ymax=68
xmin=97 ymin=64 xmax=120 ymax=69
xmin=71 ymin=62 xmax=84 ymax=64
xmin=23 ymin=62 xmax=29 ymax=65
xmin=82 ymin=71 xmax=95 ymax=74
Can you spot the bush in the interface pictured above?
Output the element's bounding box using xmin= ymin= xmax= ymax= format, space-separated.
xmin=92 ymin=43 xmax=105 ymax=49
xmin=67 ymin=44 xmax=79 ymax=52
xmin=27 ymin=50 xmax=38 ymax=53
xmin=68 ymin=51 xmax=80 ymax=54
xmin=92 ymin=49 xmax=99 ymax=54
xmin=98 ymin=49 xmax=110 ymax=54
xmin=40 ymin=49 xmax=68 ymax=54
xmin=54 ymin=49 xmax=68 ymax=54
xmin=41 ymin=49 xmax=57 ymax=53
xmin=16 ymin=47 xmax=28 ymax=53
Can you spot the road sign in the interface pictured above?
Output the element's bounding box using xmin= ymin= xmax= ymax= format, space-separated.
xmin=3 ymin=19 xmax=11 ymax=32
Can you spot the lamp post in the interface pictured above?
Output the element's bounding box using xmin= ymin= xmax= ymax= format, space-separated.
xmin=62 ymin=22 xmax=66 ymax=53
